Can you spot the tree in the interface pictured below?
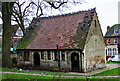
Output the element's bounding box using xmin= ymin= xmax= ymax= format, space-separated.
xmin=2 ymin=0 xmax=83 ymax=67
xmin=2 ymin=2 xmax=14 ymax=67
xmin=12 ymin=0 xmax=83 ymax=35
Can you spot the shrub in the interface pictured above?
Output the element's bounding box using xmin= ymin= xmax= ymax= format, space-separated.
xmin=11 ymin=55 xmax=17 ymax=66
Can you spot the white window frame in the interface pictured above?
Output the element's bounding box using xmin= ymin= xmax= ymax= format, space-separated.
xmin=108 ymin=48 xmax=112 ymax=56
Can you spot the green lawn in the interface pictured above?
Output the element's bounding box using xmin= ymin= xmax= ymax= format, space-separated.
xmin=2 ymin=73 xmax=120 ymax=81
xmin=2 ymin=67 xmax=120 ymax=81
xmin=93 ymin=67 xmax=120 ymax=76
xmin=2 ymin=68 xmax=83 ymax=76
xmin=107 ymin=62 xmax=120 ymax=64
xmin=2 ymin=67 xmax=120 ymax=76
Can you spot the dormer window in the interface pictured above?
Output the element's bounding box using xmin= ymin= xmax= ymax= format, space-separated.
xmin=114 ymin=29 xmax=118 ymax=34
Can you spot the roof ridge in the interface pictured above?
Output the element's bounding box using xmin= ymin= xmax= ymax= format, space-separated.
xmin=33 ymin=8 xmax=96 ymax=20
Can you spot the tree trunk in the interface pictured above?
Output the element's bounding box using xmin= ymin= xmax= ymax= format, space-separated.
xmin=2 ymin=2 xmax=14 ymax=68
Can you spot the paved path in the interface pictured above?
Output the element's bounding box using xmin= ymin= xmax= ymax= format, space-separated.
xmin=1 ymin=64 xmax=120 ymax=78
xmin=1 ymin=71 xmax=120 ymax=78
xmin=66 ymin=64 xmax=120 ymax=76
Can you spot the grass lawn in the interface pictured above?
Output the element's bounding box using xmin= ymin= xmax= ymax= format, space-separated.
xmin=2 ymin=73 xmax=120 ymax=81
xmin=2 ymin=68 xmax=83 ymax=76
xmin=2 ymin=67 xmax=120 ymax=81
xmin=107 ymin=62 xmax=120 ymax=64
xmin=93 ymin=67 xmax=120 ymax=76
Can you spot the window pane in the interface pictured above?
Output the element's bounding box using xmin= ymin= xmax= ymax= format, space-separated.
xmin=114 ymin=39 xmax=117 ymax=44
xmin=107 ymin=39 xmax=110 ymax=44
xmin=47 ymin=51 xmax=51 ymax=60
xmin=114 ymin=29 xmax=118 ymax=34
xmin=62 ymin=54 xmax=65 ymax=60
xmin=115 ymin=48 xmax=117 ymax=55
xmin=17 ymin=52 xmax=23 ymax=61
xmin=113 ymin=48 xmax=115 ymax=56
xmin=41 ymin=51 xmax=44 ymax=60
xmin=61 ymin=51 xmax=65 ymax=60
xmin=14 ymin=40 xmax=17 ymax=43
xmin=54 ymin=52 xmax=59 ymax=61
xmin=110 ymin=48 xmax=112 ymax=56
xmin=24 ymin=52 xmax=29 ymax=61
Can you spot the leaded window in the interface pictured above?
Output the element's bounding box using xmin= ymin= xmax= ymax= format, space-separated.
xmin=54 ymin=51 xmax=59 ymax=61
xmin=61 ymin=51 xmax=65 ymax=60
xmin=41 ymin=51 xmax=44 ymax=60
xmin=47 ymin=51 xmax=51 ymax=60
xmin=24 ymin=52 xmax=30 ymax=61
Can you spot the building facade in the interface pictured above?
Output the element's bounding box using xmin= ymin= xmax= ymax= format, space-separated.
xmin=104 ymin=25 xmax=120 ymax=58
xmin=17 ymin=8 xmax=106 ymax=72
xmin=0 ymin=24 xmax=23 ymax=54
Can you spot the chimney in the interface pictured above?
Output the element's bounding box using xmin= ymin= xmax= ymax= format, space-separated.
xmin=107 ymin=26 xmax=110 ymax=31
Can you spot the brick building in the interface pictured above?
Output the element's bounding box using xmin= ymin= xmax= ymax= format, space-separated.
xmin=0 ymin=24 xmax=23 ymax=53
xmin=104 ymin=24 xmax=120 ymax=58
xmin=17 ymin=8 xmax=106 ymax=72
xmin=11 ymin=24 xmax=23 ymax=48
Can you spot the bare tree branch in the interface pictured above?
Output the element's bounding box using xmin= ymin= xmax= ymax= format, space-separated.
xmin=47 ymin=1 xmax=67 ymax=9
xmin=11 ymin=0 xmax=84 ymax=35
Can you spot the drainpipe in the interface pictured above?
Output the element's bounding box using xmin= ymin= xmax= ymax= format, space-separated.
xmin=80 ymin=49 xmax=83 ymax=72
xmin=57 ymin=44 xmax=60 ymax=69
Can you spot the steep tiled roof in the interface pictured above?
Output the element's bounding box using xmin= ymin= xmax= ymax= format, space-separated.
xmin=105 ymin=24 xmax=120 ymax=37
xmin=18 ymin=8 xmax=96 ymax=50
